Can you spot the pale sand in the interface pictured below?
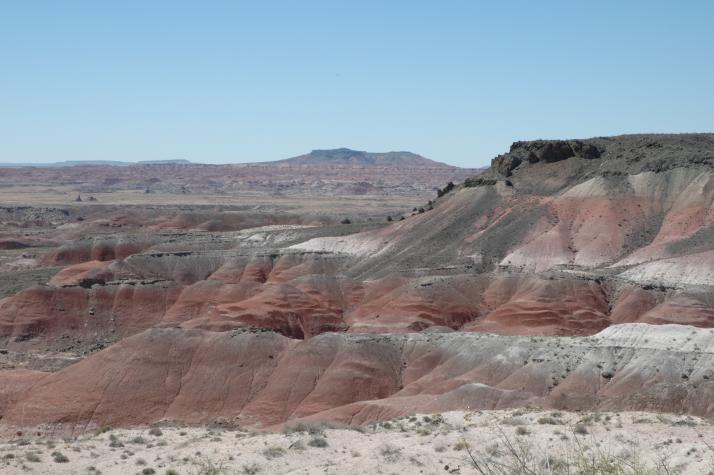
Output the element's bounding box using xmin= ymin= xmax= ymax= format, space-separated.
xmin=1 ymin=409 xmax=713 ymax=474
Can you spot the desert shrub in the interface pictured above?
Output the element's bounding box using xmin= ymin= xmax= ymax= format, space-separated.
xmin=501 ymin=416 xmax=527 ymax=426
xmin=436 ymin=182 xmax=455 ymax=198
xmin=136 ymin=457 xmax=147 ymax=465
xmin=541 ymin=455 xmax=568 ymax=472
xmin=308 ymin=436 xmax=328 ymax=448
xmin=460 ymin=425 xmax=661 ymax=475
xmin=148 ymin=427 xmax=163 ymax=436
xmin=131 ymin=436 xmax=147 ymax=444
xmin=25 ymin=452 xmax=41 ymax=463
xmin=241 ymin=463 xmax=260 ymax=474
xmin=424 ymin=414 xmax=444 ymax=425
xmin=340 ymin=218 xmax=351 ymax=224
xmin=284 ymin=422 xmax=325 ymax=436
xmin=416 ymin=427 xmax=431 ymax=436
xmin=142 ymin=469 xmax=156 ymax=475
xmin=52 ymin=451 xmax=69 ymax=463
xmin=674 ymin=417 xmax=697 ymax=427
xmin=453 ymin=438 xmax=470 ymax=451
xmin=464 ymin=177 xmax=498 ymax=187
xmin=380 ymin=444 xmax=401 ymax=461
xmin=573 ymin=424 xmax=588 ymax=435
xmin=515 ymin=426 xmax=530 ymax=436
xmin=262 ymin=446 xmax=286 ymax=459
xmin=537 ymin=416 xmax=562 ymax=425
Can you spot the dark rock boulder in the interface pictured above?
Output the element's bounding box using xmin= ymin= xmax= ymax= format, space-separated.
xmin=491 ymin=154 xmax=522 ymax=177
xmin=491 ymin=138 xmax=605 ymax=177
xmin=570 ymin=140 xmax=602 ymax=159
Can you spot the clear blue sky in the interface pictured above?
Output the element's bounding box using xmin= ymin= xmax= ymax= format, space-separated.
xmin=2 ymin=1 xmax=713 ymax=167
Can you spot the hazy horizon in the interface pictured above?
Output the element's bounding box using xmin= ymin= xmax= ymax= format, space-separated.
xmin=2 ymin=1 xmax=713 ymax=167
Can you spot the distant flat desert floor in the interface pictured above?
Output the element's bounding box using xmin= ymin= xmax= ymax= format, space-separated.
xmin=1 ymin=409 xmax=713 ymax=474
xmin=0 ymin=184 xmax=422 ymax=213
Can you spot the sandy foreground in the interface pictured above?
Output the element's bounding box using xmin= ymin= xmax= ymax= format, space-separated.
xmin=0 ymin=409 xmax=713 ymax=474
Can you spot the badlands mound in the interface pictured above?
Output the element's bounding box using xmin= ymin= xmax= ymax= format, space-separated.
xmin=0 ymin=134 xmax=713 ymax=433
xmin=1 ymin=324 xmax=713 ymax=429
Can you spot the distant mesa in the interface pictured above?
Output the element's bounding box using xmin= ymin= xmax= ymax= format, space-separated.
xmin=266 ymin=148 xmax=456 ymax=168
xmin=137 ymin=159 xmax=192 ymax=165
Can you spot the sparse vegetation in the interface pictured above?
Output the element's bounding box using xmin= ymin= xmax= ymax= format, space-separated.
xmin=51 ymin=451 xmax=69 ymax=463
xmin=460 ymin=424 xmax=675 ymax=475
xmin=109 ymin=433 xmax=124 ymax=448
xmin=436 ymin=181 xmax=455 ymax=198
xmin=537 ymin=416 xmax=562 ymax=425
xmin=453 ymin=437 xmax=470 ymax=451
xmin=262 ymin=445 xmax=286 ymax=459
xmin=380 ymin=444 xmax=402 ymax=462
xmin=308 ymin=436 xmax=328 ymax=448
xmin=0 ymin=411 xmax=710 ymax=473
xmin=241 ymin=463 xmax=260 ymax=474
xmin=284 ymin=421 xmax=326 ymax=436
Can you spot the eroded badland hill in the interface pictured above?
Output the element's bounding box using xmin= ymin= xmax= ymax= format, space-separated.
xmin=1 ymin=136 xmax=713 ymax=473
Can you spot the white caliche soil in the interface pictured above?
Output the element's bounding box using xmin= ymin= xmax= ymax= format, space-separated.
xmin=1 ymin=409 xmax=713 ymax=474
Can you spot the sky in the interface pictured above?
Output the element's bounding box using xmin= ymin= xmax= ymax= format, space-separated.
xmin=1 ymin=1 xmax=713 ymax=167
